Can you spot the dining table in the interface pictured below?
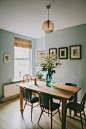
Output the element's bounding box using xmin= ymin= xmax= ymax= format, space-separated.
xmin=17 ymin=81 xmax=81 ymax=129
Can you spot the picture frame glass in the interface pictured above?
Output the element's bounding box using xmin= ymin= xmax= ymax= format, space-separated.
xmin=49 ymin=48 xmax=57 ymax=59
xmin=71 ymin=46 xmax=80 ymax=59
xmin=60 ymin=49 xmax=66 ymax=58
xmin=4 ymin=54 xmax=10 ymax=63
xmin=59 ymin=47 xmax=68 ymax=59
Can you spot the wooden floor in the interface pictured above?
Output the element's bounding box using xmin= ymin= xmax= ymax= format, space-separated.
xmin=0 ymin=98 xmax=86 ymax=129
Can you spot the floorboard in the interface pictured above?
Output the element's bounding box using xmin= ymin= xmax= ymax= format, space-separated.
xmin=0 ymin=98 xmax=86 ymax=129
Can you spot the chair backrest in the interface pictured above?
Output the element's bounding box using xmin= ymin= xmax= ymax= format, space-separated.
xmin=81 ymin=92 xmax=86 ymax=108
xmin=39 ymin=93 xmax=52 ymax=109
xmin=65 ymin=83 xmax=77 ymax=87
xmin=22 ymin=88 xmax=32 ymax=101
xmin=23 ymin=74 xmax=33 ymax=83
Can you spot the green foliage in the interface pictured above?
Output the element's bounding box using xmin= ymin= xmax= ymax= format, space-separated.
xmin=35 ymin=52 xmax=61 ymax=77
xmin=36 ymin=72 xmax=43 ymax=79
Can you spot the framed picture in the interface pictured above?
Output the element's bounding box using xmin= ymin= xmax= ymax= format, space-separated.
xmin=49 ymin=48 xmax=57 ymax=59
xmin=70 ymin=45 xmax=81 ymax=59
xmin=4 ymin=54 xmax=10 ymax=63
xmin=37 ymin=51 xmax=45 ymax=63
xmin=58 ymin=47 xmax=68 ymax=59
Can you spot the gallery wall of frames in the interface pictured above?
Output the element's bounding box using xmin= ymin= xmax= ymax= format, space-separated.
xmin=49 ymin=45 xmax=81 ymax=60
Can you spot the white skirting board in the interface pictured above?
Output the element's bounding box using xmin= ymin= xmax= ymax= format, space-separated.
xmin=3 ymin=82 xmax=22 ymax=98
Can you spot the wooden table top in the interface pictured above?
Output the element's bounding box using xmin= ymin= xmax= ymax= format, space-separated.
xmin=17 ymin=81 xmax=81 ymax=100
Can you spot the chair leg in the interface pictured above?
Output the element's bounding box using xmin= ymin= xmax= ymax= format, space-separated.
xmin=31 ymin=103 xmax=33 ymax=121
xmin=23 ymin=101 xmax=27 ymax=111
xmin=59 ymin=100 xmax=61 ymax=104
xmin=38 ymin=108 xmax=43 ymax=124
xmin=51 ymin=110 xmax=52 ymax=129
xmin=83 ymin=110 xmax=86 ymax=121
xmin=58 ymin=108 xmax=61 ymax=121
xmin=69 ymin=109 xmax=71 ymax=117
xmin=73 ymin=112 xmax=77 ymax=119
xmin=80 ymin=112 xmax=83 ymax=129
xmin=48 ymin=110 xmax=49 ymax=116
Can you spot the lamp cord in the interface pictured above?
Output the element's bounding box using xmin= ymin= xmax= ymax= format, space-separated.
xmin=48 ymin=8 xmax=49 ymax=28
xmin=48 ymin=8 xmax=49 ymax=20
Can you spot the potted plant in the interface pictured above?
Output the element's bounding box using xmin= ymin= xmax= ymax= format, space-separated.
xmin=36 ymin=72 xmax=43 ymax=79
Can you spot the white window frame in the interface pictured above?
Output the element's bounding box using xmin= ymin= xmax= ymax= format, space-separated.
xmin=14 ymin=47 xmax=32 ymax=81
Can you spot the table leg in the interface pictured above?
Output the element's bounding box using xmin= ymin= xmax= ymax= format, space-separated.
xmin=74 ymin=92 xmax=77 ymax=103
xmin=62 ymin=98 xmax=66 ymax=129
xmin=74 ymin=92 xmax=77 ymax=114
xmin=20 ymin=87 xmax=23 ymax=114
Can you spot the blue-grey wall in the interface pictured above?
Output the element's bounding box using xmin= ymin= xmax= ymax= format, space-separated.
xmin=0 ymin=24 xmax=86 ymax=102
xmin=45 ymin=24 xmax=86 ymax=102
xmin=0 ymin=29 xmax=35 ymax=98
xmin=35 ymin=37 xmax=45 ymax=77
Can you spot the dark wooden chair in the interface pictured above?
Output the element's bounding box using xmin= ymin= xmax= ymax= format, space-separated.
xmin=59 ymin=83 xmax=77 ymax=104
xmin=65 ymin=83 xmax=77 ymax=116
xmin=22 ymin=74 xmax=39 ymax=121
xmin=37 ymin=93 xmax=61 ymax=129
xmin=65 ymin=83 xmax=77 ymax=101
xmin=67 ymin=92 xmax=86 ymax=129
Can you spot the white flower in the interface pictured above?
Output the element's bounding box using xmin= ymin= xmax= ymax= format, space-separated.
xmin=35 ymin=52 xmax=61 ymax=73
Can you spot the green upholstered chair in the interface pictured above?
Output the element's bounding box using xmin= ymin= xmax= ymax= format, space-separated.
xmin=67 ymin=92 xmax=86 ymax=129
xmin=22 ymin=74 xmax=39 ymax=121
xmin=59 ymin=83 xmax=77 ymax=105
xmin=22 ymin=88 xmax=39 ymax=121
xmin=65 ymin=83 xmax=77 ymax=101
xmin=65 ymin=83 xmax=77 ymax=116
xmin=37 ymin=93 xmax=61 ymax=129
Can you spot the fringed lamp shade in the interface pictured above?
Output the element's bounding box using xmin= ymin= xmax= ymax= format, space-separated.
xmin=42 ymin=20 xmax=54 ymax=33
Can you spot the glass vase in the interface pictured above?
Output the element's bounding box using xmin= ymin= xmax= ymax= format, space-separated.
xmin=46 ymin=71 xmax=52 ymax=87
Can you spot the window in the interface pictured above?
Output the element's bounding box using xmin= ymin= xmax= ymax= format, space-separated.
xmin=14 ymin=37 xmax=32 ymax=81
xmin=14 ymin=47 xmax=31 ymax=81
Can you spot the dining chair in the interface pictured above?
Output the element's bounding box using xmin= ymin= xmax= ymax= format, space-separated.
xmin=65 ymin=83 xmax=77 ymax=101
xmin=37 ymin=93 xmax=61 ymax=129
xmin=23 ymin=74 xmax=36 ymax=95
xmin=59 ymin=83 xmax=77 ymax=103
xmin=67 ymin=92 xmax=86 ymax=129
xmin=23 ymin=74 xmax=34 ymax=82
xmin=22 ymin=74 xmax=39 ymax=121
xmin=65 ymin=83 xmax=77 ymax=116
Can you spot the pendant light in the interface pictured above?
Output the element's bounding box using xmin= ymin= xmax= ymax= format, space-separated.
xmin=42 ymin=5 xmax=54 ymax=33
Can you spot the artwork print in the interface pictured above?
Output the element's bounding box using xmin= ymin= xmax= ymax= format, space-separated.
xmin=4 ymin=54 xmax=10 ymax=63
xmin=37 ymin=51 xmax=45 ymax=63
xmin=58 ymin=47 xmax=68 ymax=59
xmin=70 ymin=45 xmax=81 ymax=59
xmin=49 ymin=48 xmax=57 ymax=59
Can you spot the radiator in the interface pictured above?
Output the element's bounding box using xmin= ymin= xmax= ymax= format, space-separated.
xmin=3 ymin=82 xmax=22 ymax=98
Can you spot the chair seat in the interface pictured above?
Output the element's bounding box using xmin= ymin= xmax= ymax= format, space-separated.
xmin=24 ymin=95 xmax=39 ymax=103
xmin=67 ymin=102 xmax=84 ymax=112
xmin=52 ymin=102 xmax=60 ymax=111
xmin=42 ymin=102 xmax=60 ymax=111
xmin=31 ymin=95 xmax=39 ymax=103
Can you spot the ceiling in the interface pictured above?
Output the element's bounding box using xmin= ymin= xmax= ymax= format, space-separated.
xmin=0 ymin=0 xmax=86 ymax=39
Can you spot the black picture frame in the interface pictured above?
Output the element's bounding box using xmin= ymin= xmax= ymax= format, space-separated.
xmin=58 ymin=47 xmax=68 ymax=59
xmin=49 ymin=48 xmax=57 ymax=59
xmin=70 ymin=45 xmax=81 ymax=59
